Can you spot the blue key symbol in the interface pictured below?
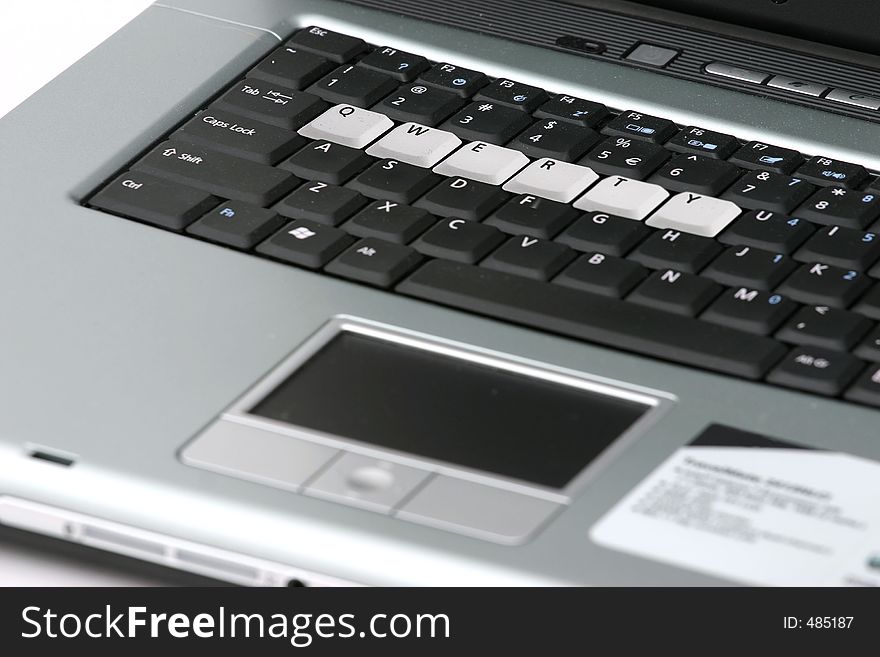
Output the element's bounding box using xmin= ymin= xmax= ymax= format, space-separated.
xmin=398 ymin=63 xmax=409 ymax=70
xmin=513 ymin=94 xmax=528 ymax=102
xmin=452 ymin=77 xmax=467 ymax=86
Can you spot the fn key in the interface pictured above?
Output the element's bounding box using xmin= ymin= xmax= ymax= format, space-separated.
xmin=325 ymin=238 xmax=422 ymax=287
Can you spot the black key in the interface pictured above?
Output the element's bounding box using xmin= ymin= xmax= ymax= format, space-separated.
xmin=853 ymin=284 xmax=880 ymax=320
xmin=288 ymin=26 xmax=366 ymax=63
xmin=248 ymin=46 xmax=334 ymax=89
xmin=602 ymin=110 xmax=677 ymax=143
xmin=358 ymin=46 xmax=428 ymax=81
xmin=89 ymin=172 xmax=218 ymax=231
xmin=415 ymin=177 xmax=509 ymax=221
xmin=346 ymin=159 xmax=441 ymax=204
xmin=419 ymin=63 xmax=488 ymax=97
xmin=215 ymin=79 xmax=326 ymax=130
xmin=412 ymin=217 xmax=505 ymax=264
xmin=280 ymin=140 xmax=373 ymax=185
xmin=628 ymin=269 xmax=721 ymax=316
xmin=326 ymin=238 xmax=422 ymax=287
xmin=132 ymin=140 xmax=297 ymax=206
xmin=854 ymin=325 xmax=880 ymax=362
xmin=397 ymin=260 xmax=786 ymax=379
xmin=343 ymin=202 xmax=435 ymax=244
xmin=440 ymin=102 xmax=532 ymax=145
xmin=186 ymin=201 xmax=285 ymax=249
xmin=794 ymin=186 xmax=880 ymax=229
xmin=309 ymin=65 xmax=398 ymax=107
xmin=795 ymin=225 xmax=880 ymax=270
xmin=844 ymin=364 xmax=880 ymax=406
xmin=481 ymin=236 xmax=575 ymax=281
xmin=719 ymin=209 xmax=813 ymax=254
xmin=379 ymin=84 xmax=464 ymax=125
xmin=648 ymin=154 xmax=740 ymax=196
xmin=702 ymin=245 xmax=796 ymax=291
xmin=256 ymin=219 xmax=353 ymax=269
xmin=176 ymin=110 xmax=306 ymax=164
xmin=274 ymin=181 xmax=366 ymax=225
xmin=776 ymin=263 xmax=871 ymax=308
xmin=510 ymin=119 xmax=600 ymax=161
xmin=729 ymin=141 xmax=803 ymax=175
xmin=534 ymin=95 xmax=609 ymax=128
xmin=664 ymin=126 xmax=739 ymax=159
xmin=701 ymin=288 xmax=797 ymax=335
xmin=554 ymin=253 xmax=647 ymax=297
xmin=767 ymin=347 xmax=862 ymax=396
xmin=776 ymin=305 xmax=871 ymax=351
xmin=484 ymin=195 xmax=578 ymax=239
xmin=579 ymin=137 xmax=669 ymax=180
xmin=795 ymin=155 xmax=868 ymax=188
xmin=722 ymin=170 xmax=814 ymax=213
xmin=628 ymin=229 xmax=722 ymax=273
xmin=555 ymin=211 xmax=651 ymax=257
xmin=474 ymin=78 xmax=548 ymax=112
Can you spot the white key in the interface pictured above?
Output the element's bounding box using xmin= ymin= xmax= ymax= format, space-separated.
xmin=298 ymin=104 xmax=393 ymax=149
xmin=646 ymin=192 xmax=742 ymax=237
xmin=366 ymin=123 xmax=462 ymax=168
xmin=502 ymin=158 xmax=599 ymax=203
xmin=573 ymin=176 xmax=669 ymax=220
xmin=433 ymin=141 xmax=529 ymax=185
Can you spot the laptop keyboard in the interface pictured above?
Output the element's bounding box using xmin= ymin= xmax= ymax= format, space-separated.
xmin=88 ymin=26 xmax=880 ymax=408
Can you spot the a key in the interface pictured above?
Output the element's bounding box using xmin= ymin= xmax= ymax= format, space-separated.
xmin=88 ymin=172 xmax=219 ymax=231
xmin=574 ymin=176 xmax=669 ymax=220
xmin=412 ymin=218 xmax=505 ymax=264
xmin=701 ymin=288 xmax=797 ymax=335
xmin=722 ymin=170 xmax=814 ymax=213
xmin=510 ymin=119 xmax=600 ymax=161
xmin=794 ymin=155 xmax=868 ymax=188
xmin=473 ymin=78 xmax=548 ymax=112
xmin=853 ymin=284 xmax=880 ymax=320
xmin=554 ymin=253 xmax=647 ymax=297
xmin=767 ymin=346 xmax=862 ymax=395
xmin=288 ymin=26 xmax=366 ymax=63
xmin=629 ymin=229 xmax=722 ymax=273
xmin=256 ymin=219 xmax=353 ymax=269
xmin=776 ymin=305 xmax=871 ymax=351
xmin=793 ymin=187 xmax=880 ymax=229
xmin=485 ymin=194 xmax=578 ymax=239
xmin=280 ymin=140 xmax=373 ymax=184
xmin=215 ymin=79 xmax=326 ymax=130
xmin=132 ymin=140 xmax=298 ymax=206
xmin=326 ymin=238 xmax=422 ymax=287
xmin=366 ymin=123 xmax=461 ymax=168
xmin=844 ymin=364 xmax=880 ymax=406
xmin=415 ymin=177 xmax=509 ymax=220
xmin=433 ymin=141 xmax=529 ymax=185
xmin=776 ymin=263 xmax=871 ymax=308
xmin=274 ymin=181 xmax=366 ymax=226
xmin=343 ymin=202 xmax=436 ymax=244
xmin=440 ymin=102 xmax=532 ymax=145
xmin=418 ymin=63 xmax=488 ymax=97
xmin=795 ymin=225 xmax=880 ymax=270
xmin=186 ymin=201 xmax=285 ymax=249
xmin=602 ymin=110 xmax=677 ymax=143
xmin=502 ymin=158 xmax=599 ymax=203
xmin=534 ymin=94 xmax=609 ymax=127
xmin=702 ymin=245 xmax=796 ymax=291
xmin=358 ymin=46 xmax=428 ymax=81
xmin=481 ymin=235 xmax=575 ymax=281
xmin=249 ymin=46 xmax=335 ymax=89
xmin=176 ymin=110 xmax=306 ymax=164
xmin=346 ymin=159 xmax=441 ymax=204
xmin=628 ymin=269 xmax=721 ymax=316
xmin=718 ymin=210 xmax=814 ymax=254
xmin=729 ymin=141 xmax=803 ymax=174
xmin=854 ymin=325 xmax=880 ymax=361
xmin=646 ymin=192 xmax=741 ymax=237
xmin=298 ymin=104 xmax=394 ymax=149
xmin=664 ymin=126 xmax=739 ymax=159
xmin=648 ymin=154 xmax=740 ymax=196
xmin=579 ymin=137 xmax=669 ymax=180
xmin=310 ymin=65 xmax=399 ymax=108
xmin=555 ymin=211 xmax=651 ymax=256
xmin=378 ymin=84 xmax=464 ymax=125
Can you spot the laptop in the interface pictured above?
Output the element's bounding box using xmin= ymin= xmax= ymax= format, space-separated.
xmin=1 ymin=0 xmax=879 ymax=587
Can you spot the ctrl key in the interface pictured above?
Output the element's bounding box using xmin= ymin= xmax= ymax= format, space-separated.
xmin=325 ymin=238 xmax=422 ymax=287
xmin=767 ymin=347 xmax=863 ymax=396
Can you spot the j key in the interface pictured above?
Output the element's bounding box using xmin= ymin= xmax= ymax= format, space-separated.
xmin=646 ymin=192 xmax=742 ymax=238
xmin=378 ymin=85 xmax=464 ymax=126
xmin=628 ymin=229 xmax=722 ymax=273
xmin=343 ymin=202 xmax=436 ymax=244
xmin=419 ymin=63 xmax=488 ymax=97
xmin=718 ymin=210 xmax=813 ymax=254
xmin=794 ymin=187 xmax=880 ymax=229
xmin=844 ymin=364 xmax=880 ymax=407
xmin=440 ymin=102 xmax=532 ymax=145
xmin=249 ymin=46 xmax=334 ymax=89
xmin=298 ymin=105 xmax=393 ymax=149
xmin=665 ymin=126 xmax=739 ymax=159
xmin=574 ymin=176 xmax=669 ymax=220
xmin=433 ymin=141 xmax=529 ymax=186
xmin=481 ymin=235 xmax=575 ymax=281
xmin=510 ymin=119 xmax=600 ymax=161
xmin=133 ymin=141 xmax=297 ymax=206
xmin=853 ymin=284 xmax=880 ymax=320
xmin=310 ymin=65 xmax=398 ymax=107
xmin=701 ymin=288 xmax=797 ymax=335
xmin=186 ymin=201 xmax=285 ymax=249
xmin=176 ymin=110 xmax=306 ymax=164
xmin=325 ymin=238 xmax=422 ymax=287
xmin=215 ymin=79 xmax=326 ymax=130
xmin=795 ymin=225 xmax=880 ymax=270
xmin=776 ymin=263 xmax=871 ymax=308
xmin=485 ymin=194 xmax=578 ymax=239
xmin=648 ymin=154 xmax=740 ymax=196
xmin=767 ymin=346 xmax=862 ymax=396
xmin=256 ymin=219 xmax=353 ymax=269
xmin=795 ymin=155 xmax=868 ymax=188
xmin=628 ymin=269 xmax=721 ymax=316
xmin=602 ymin=111 xmax=677 ymax=144
xmin=358 ymin=47 xmax=428 ymax=81
xmin=274 ymin=181 xmax=366 ymax=226
xmin=502 ymin=158 xmax=599 ymax=203
xmin=729 ymin=141 xmax=803 ymax=175
xmin=288 ymin=26 xmax=366 ymax=63
xmin=88 ymin=172 xmax=218 ymax=231
xmin=280 ymin=140 xmax=373 ymax=185
xmin=702 ymin=246 xmax=796 ymax=291
xmin=555 ymin=211 xmax=652 ymax=256
xmin=722 ymin=170 xmax=814 ymax=213
xmin=534 ymin=95 xmax=609 ymax=128
xmin=579 ymin=137 xmax=669 ymax=179
xmin=412 ymin=218 xmax=505 ymax=264
xmin=397 ymin=259 xmax=786 ymax=379
xmin=474 ymin=78 xmax=549 ymax=112
xmin=776 ymin=305 xmax=871 ymax=351
xmin=415 ymin=177 xmax=509 ymax=221
xmin=854 ymin=325 xmax=880 ymax=361
xmin=554 ymin=253 xmax=647 ymax=298
xmin=346 ymin=159 xmax=441 ymax=204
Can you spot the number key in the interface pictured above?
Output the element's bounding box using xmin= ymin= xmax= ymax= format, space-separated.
xmin=378 ymin=84 xmax=464 ymax=126
xmin=440 ymin=101 xmax=532 ymax=145
xmin=510 ymin=119 xmax=600 ymax=161
xmin=794 ymin=187 xmax=880 ymax=229
xmin=648 ymin=154 xmax=740 ymax=195
xmin=579 ymin=136 xmax=669 ymax=179
xmin=722 ymin=170 xmax=814 ymax=213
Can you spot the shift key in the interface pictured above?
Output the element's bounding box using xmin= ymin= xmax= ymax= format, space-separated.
xmin=133 ymin=141 xmax=298 ymax=206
